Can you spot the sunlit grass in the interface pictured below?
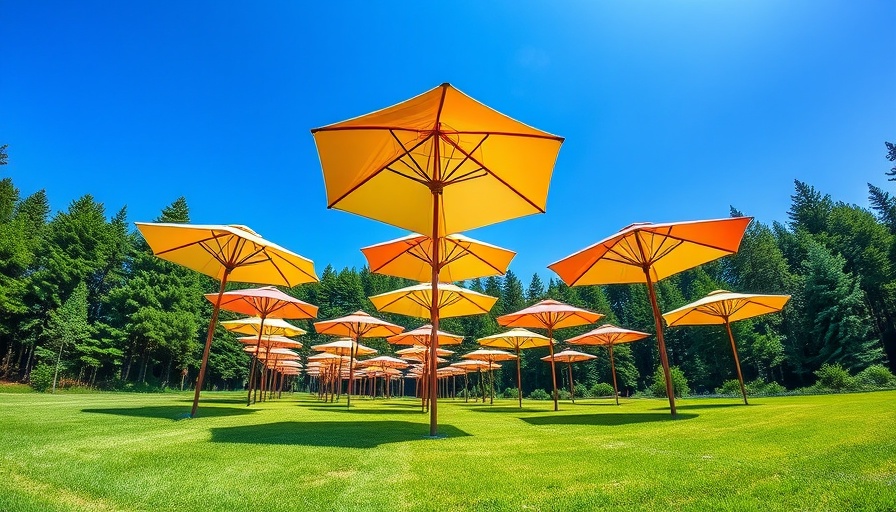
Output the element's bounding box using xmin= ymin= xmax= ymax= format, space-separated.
xmin=0 ymin=390 xmax=893 ymax=511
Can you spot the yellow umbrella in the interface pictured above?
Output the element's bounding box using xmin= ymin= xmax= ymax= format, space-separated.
xmin=497 ymin=300 xmax=603 ymax=411
xmin=312 ymin=83 xmax=563 ymax=436
xmin=361 ymin=233 xmax=515 ymax=282
xmin=369 ymin=282 xmax=497 ymax=319
xmin=388 ymin=325 xmax=464 ymax=346
xmin=540 ymin=350 xmax=597 ymax=403
xmin=236 ymin=335 xmax=303 ymax=349
xmin=463 ymin=349 xmax=516 ymax=405
xmin=313 ymin=311 xmax=403 ymax=407
xmin=663 ymin=289 xmax=791 ymax=405
xmin=566 ymin=324 xmax=650 ymax=405
xmin=135 ymin=222 xmax=318 ymax=417
xmin=221 ymin=317 xmax=306 ymax=337
xmin=395 ymin=346 xmax=455 ymax=356
xmin=478 ymin=328 xmax=551 ymax=408
xmin=549 ymin=217 xmax=752 ymax=416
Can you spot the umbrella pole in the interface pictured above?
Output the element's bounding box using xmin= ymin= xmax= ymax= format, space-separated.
xmin=335 ymin=355 xmax=344 ymax=403
xmin=347 ymin=340 xmax=356 ymax=409
xmin=428 ymin=176 xmax=442 ymax=437
xmin=610 ymin=344 xmax=620 ymax=406
xmin=568 ymin=362 xmax=575 ymax=404
xmin=247 ymin=320 xmax=266 ymax=406
xmin=464 ymin=372 xmax=469 ymax=402
xmin=516 ymin=346 xmax=523 ymax=408
xmin=548 ymin=326 xmax=559 ymax=411
xmin=725 ymin=320 xmax=749 ymax=405
xmin=191 ymin=269 xmax=231 ymax=418
xmin=644 ymin=272 xmax=677 ymax=416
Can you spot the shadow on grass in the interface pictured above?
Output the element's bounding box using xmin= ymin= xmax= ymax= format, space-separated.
xmin=468 ymin=406 xmax=546 ymax=414
xmin=83 ymin=406 xmax=256 ymax=420
xmin=651 ymin=403 xmax=754 ymax=411
xmin=306 ymin=407 xmax=423 ymax=415
xmin=177 ymin=397 xmax=250 ymax=405
xmin=210 ymin=421 xmax=470 ymax=447
xmin=520 ymin=412 xmax=698 ymax=426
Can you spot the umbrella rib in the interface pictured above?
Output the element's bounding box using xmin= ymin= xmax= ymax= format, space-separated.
xmin=198 ymin=240 xmax=231 ymax=268
xmin=327 ymin=134 xmax=434 ymax=209
xmin=444 ymin=169 xmax=489 ymax=185
xmin=450 ymin=130 xmax=564 ymax=142
xmin=439 ymin=136 xmax=545 ymax=213
xmin=154 ymin=232 xmax=228 ymax=256
xmin=441 ymin=134 xmax=489 ymax=183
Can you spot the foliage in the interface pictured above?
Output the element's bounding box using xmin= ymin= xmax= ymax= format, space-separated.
xmin=528 ymin=388 xmax=550 ymax=400
xmin=590 ymin=382 xmax=615 ymax=397
xmin=814 ymin=363 xmax=857 ymax=391
xmin=649 ymin=365 xmax=690 ymax=398
xmin=557 ymin=389 xmax=571 ymax=400
xmin=855 ymin=364 xmax=896 ymax=388
xmin=501 ymin=387 xmax=518 ymax=399
xmin=28 ymin=363 xmax=54 ymax=392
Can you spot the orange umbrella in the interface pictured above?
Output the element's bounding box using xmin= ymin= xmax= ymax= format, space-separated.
xmin=361 ymin=233 xmax=515 ymax=282
xmin=208 ymin=286 xmax=317 ymax=406
xmin=540 ymin=350 xmax=597 ymax=403
xmin=549 ymin=217 xmax=751 ymax=416
xmin=314 ymin=311 xmax=403 ymax=407
xmin=663 ymin=289 xmax=790 ymax=405
xmin=462 ymin=349 xmax=516 ymax=405
xmin=478 ymin=328 xmax=552 ymax=408
xmin=387 ymin=325 xmax=464 ymax=346
xmin=566 ymin=324 xmax=650 ymax=405
xmin=395 ymin=345 xmax=455 ymax=356
xmin=135 ymin=222 xmax=318 ymax=417
xmin=312 ymin=83 xmax=564 ymax=436
xmin=497 ymin=300 xmax=603 ymax=411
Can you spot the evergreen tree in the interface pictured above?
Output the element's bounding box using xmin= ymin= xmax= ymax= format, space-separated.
xmin=526 ymin=274 xmax=545 ymax=304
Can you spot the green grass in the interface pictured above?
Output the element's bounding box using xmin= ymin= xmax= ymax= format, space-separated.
xmin=0 ymin=391 xmax=894 ymax=511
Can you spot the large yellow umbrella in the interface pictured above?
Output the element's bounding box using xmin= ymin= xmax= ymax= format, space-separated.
xmin=361 ymin=233 xmax=515 ymax=282
xmin=369 ymin=282 xmax=497 ymax=319
xmin=314 ymin=311 xmax=403 ymax=407
xmin=135 ymin=222 xmax=318 ymax=417
xmin=663 ymin=290 xmax=791 ymax=405
xmin=541 ymin=350 xmax=597 ymax=403
xmin=497 ymin=300 xmax=603 ymax=411
xmin=478 ymin=328 xmax=551 ymax=408
xmin=207 ymin=286 xmax=317 ymax=406
xmin=566 ymin=324 xmax=650 ymax=405
xmin=548 ymin=217 xmax=752 ymax=416
xmin=312 ymin=83 xmax=563 ymax=436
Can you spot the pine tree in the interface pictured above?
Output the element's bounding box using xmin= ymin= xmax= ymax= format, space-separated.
xmin=526 ymin=274 xmax=545 ymax=304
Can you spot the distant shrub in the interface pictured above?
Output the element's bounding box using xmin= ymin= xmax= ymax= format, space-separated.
xmin=502 ymin=387 xmax=519 ymax=399
xmin=715 ymin=379 xmax=742 ymax=396
xmin=557 ymin=389 xmax=571 ymax=400
xmin=814 ymin=364 xmax=857 ymax=391
xmin=29 ymin=364 xmax=55 ymax=393
xmin=528 ymin=388 xmax=550 ymax=400
xmin=856 ymin=364 xmax=896 ymax=388
xmin=650 ymin=366 xmax=689 ymax=398
xmin=591 ymin=382 xmax=615 ymax=397
xmin=759 ymin=381 xmax=786 ymax=396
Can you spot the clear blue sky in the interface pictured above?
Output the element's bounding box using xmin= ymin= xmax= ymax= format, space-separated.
xmin=3 ymin=1 xmax=895 ymax=282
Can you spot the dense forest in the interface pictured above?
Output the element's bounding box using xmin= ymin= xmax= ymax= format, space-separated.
xmin=1 ymin=142 xmax=895 ymax=395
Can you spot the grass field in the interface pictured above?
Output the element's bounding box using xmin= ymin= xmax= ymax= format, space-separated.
xmin=0 ymin=390 xmax=894 ymax=511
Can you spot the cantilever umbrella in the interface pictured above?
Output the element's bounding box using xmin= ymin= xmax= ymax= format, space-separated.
xmin=312 ymin=83 xmax=563 ymax=436
xmin=361 ymin=233 xmax=515 ymax=282
xmin=478 ymin=328 xmax=551 ymax=408
xmin=663 ymin=290 xmax=791 ymax=405
xmin=314 ymin=311 xmax=403 ymax=407
xmin=462 ymin=349 xmax=516 ymax=405
xmin=541 ymin=350 xmax=596 ymax=403
xmin=567 ymin=324 xmax=650 ymax=405
xmin=549 ymin=217 xmax=752 ymax=416
xmin=497 ymin=300 xmax=602 ymax=411
xmin=207 ymin=286 xmax=317 ymax=406
xmin=135 ymin=222 xmax=318 ymax=417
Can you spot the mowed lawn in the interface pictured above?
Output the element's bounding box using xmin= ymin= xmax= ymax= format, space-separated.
xmin=0 ymin=390 xmax=894 ymax=511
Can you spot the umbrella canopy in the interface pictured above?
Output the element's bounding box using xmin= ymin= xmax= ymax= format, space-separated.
xmin=237 ymin=335 xmax=303 ymax=349
xmin=370 ymin=282 xmax=497 ymax=319
xmin=477 ymin=328 xmax=552 ymax=408
xmin=243 ymin=346 xmax=298 ymax=358
xmin=566 ymin=323 xmax=650 ymax=405
xmin=312 ymin=83 xmax=563 ymax=437
xmin=395 ymin=346 xmax=455 ymax=356
xmin=462 ymin=349 xmax=517 ymax=362
xmin=221 ymin=317 xmax=306 ymax=337
xmin=311 ymin=338 xmax=378 ymax=357
xmin=314 ymin=311 xmax=403 ymax=407
xmin=357 ymin=356 xmax=410 ymax=369
xmin=662 ymin=289 xmax=791 ymax=405
xmin=450 ymin=360 xmax=500 ymax=371
xmin=497 ymin=299 xmax=603 ymax=411
xmin=548 ymin=217 xmax=751 ymax=416
xmin=542 ymin=350 xmax=597 ymax=363
xmin=307 ymin=353 xmax=349 ymax=363
xmin=402 ymin=354 xmax=449 ymax=364
xmin=135 ymin=222 xmax=318 ymax=418
xmin=205 ymin=286 xmax=318 ymax=319
xmin=388 ymin=325 xmax=464 ymax=346
xmin=361 ymin=233 xmax=515 ymax=282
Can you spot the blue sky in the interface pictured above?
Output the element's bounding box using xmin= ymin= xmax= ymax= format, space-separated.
xmin=3 ymin=1 xmax=895 ymax=283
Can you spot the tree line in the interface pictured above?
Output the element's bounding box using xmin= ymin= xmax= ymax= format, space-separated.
xmin=1 ymin=143 xmax=895 ymax=395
